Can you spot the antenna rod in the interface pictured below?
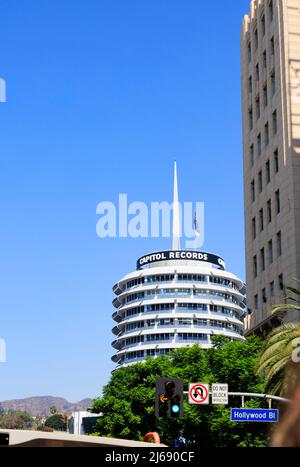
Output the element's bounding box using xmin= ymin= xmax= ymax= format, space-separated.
xmin=172 ymin=161 xmax=181 ymax=250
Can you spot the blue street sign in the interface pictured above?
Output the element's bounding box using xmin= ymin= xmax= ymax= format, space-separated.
xmin=231 ymin=408 xmax=279 ymax=423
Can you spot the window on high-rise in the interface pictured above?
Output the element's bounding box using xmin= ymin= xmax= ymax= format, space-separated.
xmin=261 ymin=15 xmax=266 ymax=37
xmin=260 ymin=248 xmax=265 ymax=271
xmin=266 ymin=160 xmax=270 ymax=184
xmin=259 ymin=208 xmax=264 ymax=231
xmin=278 ymin=274 xmax=284 ymax=291
xmin=271 ymin=37 xmax=275 ymax=55
xmin=262 ymin=288 xmax=267 ymax=304
xmin=256 ymin=97 xmax=260 ymax=119
xmin=258 ymin=171 xmax=263 ymax=193
xmin=249 ymin=76 xmax=253 ymax=94
xmin=252 ymin=217 xmax=256 ymax=240
xmin=254 ymin=294 xmax=259 ymax=309
xmin=263 ymin=50 xmax=267 ymax=69
xmin=254 ymin=29 xmax=258 ymax=50
xmin=273 ymin=110 xmax=277 ymax=134
xmin=274 ymin=149 xmax=279 ymax=173
xmin=271 ymin=73 xmax=276 ymax=95
xmin=253 ymin=256 xmax=258 ymax=278
xmin=267 ymin=199 xmax=272 ymax=223
xmin=265 ymin=122 xmax=269 ymax=144
xmin=268 ymin=240 xmax=273 ymax=264
xmin=263 ymin=85 xmax=268 ymax=107
xmin=250 ymin=144 xmax=254 ymax=166
xmin=275 ymin=189 xmax=280 ymax=214
xmin=270 ymin=281 xmax=275 ymax=297
xmin=256 ymin=63 xmax=260 ymax=81
xmin=277 ymin=231 xmax=282 ymax=257
xmin=249 ymin=108 xmax=253 ymax=131
xmin=257 ymin=133 xmax=262 ymax=156
xmin=251 ymin=180 xmax=255 ymax=202
xmin=248 ymin=42 xmax=252 ymax=63
xmin=269 ymin=0 xmax=274 ymax=22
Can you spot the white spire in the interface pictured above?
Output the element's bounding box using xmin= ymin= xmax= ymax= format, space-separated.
xmin=172 ymin=161 xmax=181 ymax=250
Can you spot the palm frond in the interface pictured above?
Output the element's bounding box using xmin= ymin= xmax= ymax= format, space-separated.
xmin=266 ymin=323 xmax=300 ymax=343
xmin=286 ymin=286 xmax=300 ymax=298
xmin=271 ymin=304 xmax=300 ymax=315
xmin=264 ymin=354 xmax=291 ymax=382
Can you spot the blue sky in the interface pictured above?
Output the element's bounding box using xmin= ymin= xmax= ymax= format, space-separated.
xmin=0 ymin=0 xmax=250 ymax=402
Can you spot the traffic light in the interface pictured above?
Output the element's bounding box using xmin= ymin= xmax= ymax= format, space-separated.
xmin=155 ymin=378 xmax=184 ymax=418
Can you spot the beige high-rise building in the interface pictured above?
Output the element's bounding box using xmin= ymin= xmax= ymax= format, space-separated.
xmin=241 ymin=0 xmax=300 ymax=336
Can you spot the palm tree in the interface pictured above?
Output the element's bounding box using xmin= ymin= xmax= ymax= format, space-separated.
xmin=256 ymin=278 xmax=300 ymax=395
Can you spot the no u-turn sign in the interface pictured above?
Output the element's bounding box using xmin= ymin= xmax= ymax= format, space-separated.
xmin=188 ymin=383 xmax=209 ymax=405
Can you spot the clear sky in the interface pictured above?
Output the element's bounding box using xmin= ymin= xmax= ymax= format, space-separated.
xmin=0 ymin=0 xmax=251 ymax=402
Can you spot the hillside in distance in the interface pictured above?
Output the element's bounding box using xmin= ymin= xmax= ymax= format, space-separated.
xmin=0 ymin=396 xmax=92 ymax=417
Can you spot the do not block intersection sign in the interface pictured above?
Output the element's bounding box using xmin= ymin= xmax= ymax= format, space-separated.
xmin=212 ymin=384 xmax=228 ymax=405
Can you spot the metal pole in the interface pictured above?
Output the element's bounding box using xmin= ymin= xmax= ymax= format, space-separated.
xmin=183 ymin=391 xmax=290 ymax=404
xmin=268 ymin=399 xmax=272 ymax=409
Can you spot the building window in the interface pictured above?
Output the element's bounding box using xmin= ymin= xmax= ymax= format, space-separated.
xmin=262 ymin=288 xmax=267 ymax=304
xmin=258 ymin=171 xmax=263 ymax=193
xmin=256 ymin=63 xmax=260 ymax=81
xmin=278 ymin=274 xmax=284 ymax=291
xmin=275 ymin=189 xmax=280 ymax=214
xmin=260 ymin=248 xmax=265 ymax=271
xmin=270 ymin=36 xmax=275 ymax=55
xmin=249 ymin=108 xmax=253 ymax=131
xmin=268 ymin=240 xmax=273 ymax=264
xmin=265 ymin=122 xmax=269 ymax=145
xmin=262 ymin=15 xmax=266 ymax=36
xmin=256 ymin=97 xmax=260 ymax=119
xmin=249 ymin=75 xmax=253 ymax=94
xmin=250 ymin=144 xmax=254 ymax=166
xmin=266 ymin=160 xmax=270 ymax=184
xmin=259 ymin=209 xmax=264 ymax=231
xmin=252 ymin=217 xmax=256 ymax=240
xmin=254 ymin=29 xmax=258 ymax=50
xmin=270 ymin=281 xmax=275 ymax=297
xmin=274 ymin=149 xmax=279 ymax=173
xmin=263 ymin=50 xmax=267 ymax=68
xmin=248 ymin=42 xmax=252 ymax=62
xmin=277 ymin=231 xmax=282 ymax=257
xmin=271 ymin=73 xmax=276 ymax=95
xmin=258 ymin=133 xmax=262 ymax=156
xmin=273 ymin=110 xmax=277 ymax=134
xmin=254 ymin=294 xmax=259 ymax=309
xmin=267 ymin=199 xmax=272 ymax=223
xmin=263 ymin=85 xmax=268 ymax=107
xmin=269 ymin=0 xmax=274 ymax=22
xmin=251 ymin=180 xmax=255 ymax=202
xmin=253 ymin=256 xmax=258 ymax=278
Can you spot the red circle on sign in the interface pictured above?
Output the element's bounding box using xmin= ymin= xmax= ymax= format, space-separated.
xmin=190 ymin=384 xmax=209 ymax=403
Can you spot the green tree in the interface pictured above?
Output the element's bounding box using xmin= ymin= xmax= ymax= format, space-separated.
xmin=50 ymin=405 xmax=57 ymax=415
xmin=92 ymin=338 xmax=268 ymax=447
xmin=0 ymin=411 xmax=33 ymax=429
xmin=256 ymin=279 xmax=300 ymax=395
xmin=44 ymin=414 xmax=66 ymax=431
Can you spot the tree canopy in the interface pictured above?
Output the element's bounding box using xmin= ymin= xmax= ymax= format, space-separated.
xmin=92 ymin=337 xmax=269 ymax=447
xmin=44 ymin=414 xmax=67 ymax=431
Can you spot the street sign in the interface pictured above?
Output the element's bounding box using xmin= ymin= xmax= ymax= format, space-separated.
xmin=231 ymin=408 xmax=279 ymax=423
xmin=188 ymin=383 xmax=209 ymax=405
xmin=212 ymin=384 xmax=228 ymax=405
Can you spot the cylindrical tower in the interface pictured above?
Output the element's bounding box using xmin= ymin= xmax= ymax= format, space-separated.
xmin=112 ymin=250 xmax=246 ymax=369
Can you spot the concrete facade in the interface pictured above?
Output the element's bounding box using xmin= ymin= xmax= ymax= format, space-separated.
xmin=241 ymin=0 xmax=300 ymax=335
